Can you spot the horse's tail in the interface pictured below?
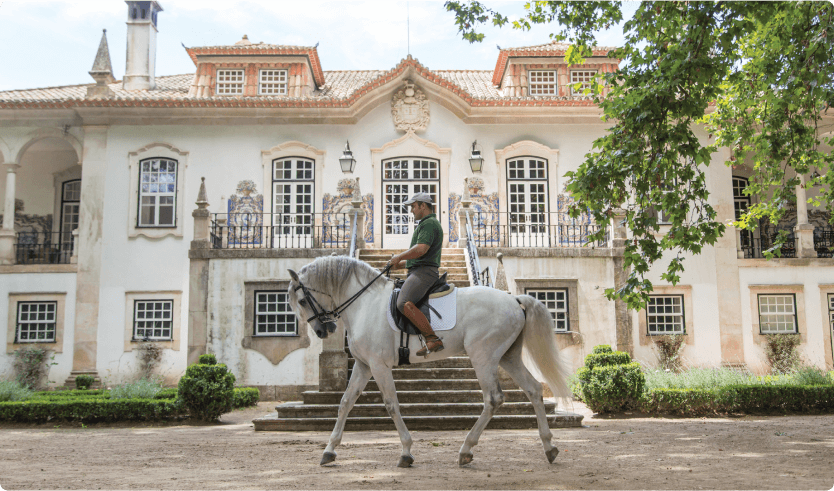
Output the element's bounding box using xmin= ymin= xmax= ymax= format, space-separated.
xmin=516 ymin=294 xmax=571 ymax=400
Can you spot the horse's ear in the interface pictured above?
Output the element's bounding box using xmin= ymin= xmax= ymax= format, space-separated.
xmin=288 ymin=269 xmax=300 ymax=282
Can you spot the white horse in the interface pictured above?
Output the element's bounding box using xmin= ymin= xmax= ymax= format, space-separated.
xmin=287 ymin=255 xmax=570 ymax=467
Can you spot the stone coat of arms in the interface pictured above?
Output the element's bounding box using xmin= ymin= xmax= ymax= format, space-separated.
xmin=391 ymin=80 xmax=429 ymax=133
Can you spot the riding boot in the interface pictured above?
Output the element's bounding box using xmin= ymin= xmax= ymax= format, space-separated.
xmin=403 ymin=301 xmax=444 ymax=357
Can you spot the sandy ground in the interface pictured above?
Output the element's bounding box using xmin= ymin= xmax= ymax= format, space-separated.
xmin=1 ymin=401 xmax=833 ymax=490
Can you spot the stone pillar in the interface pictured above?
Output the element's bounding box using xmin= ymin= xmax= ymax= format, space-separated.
xmin=458 ymin=189 xmax=471 ymax=250
xmin=735 ymin=228 xmax=745 ymax=259
xmin=795 ymin=175 xmax=816 ymax=258
xmin=0 ymin=163 xmax=21 ymax=265
xmin=66 ymin=126 xmax=108 ymax=384
xmin=611 ymin=209 xmax=633 ymax=356
xmin=188 ymin=178 xmax=211 ymax=365
xmin=350 ymin=196 xmax=365 ymax=252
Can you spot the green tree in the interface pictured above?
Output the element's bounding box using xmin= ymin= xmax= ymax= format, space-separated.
xmin=446 ymin=1 xmax=834 ymax=309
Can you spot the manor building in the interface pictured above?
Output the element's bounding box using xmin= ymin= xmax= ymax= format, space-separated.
xmin=1 ymin=2 xmax=832 ymax=397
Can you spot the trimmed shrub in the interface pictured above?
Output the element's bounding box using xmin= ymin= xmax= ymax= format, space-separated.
xmin=0 ymin=380 xmax=33 ymax=402
xmin=31 ymin=389 xmax=108 ymax=399
xmin=0 ymin=398 xmax=181 ymax=423
xmin=154 ymin=388 xmax=178 ymax=400
xmin=110 ymin=378 xmax=163 ymax=400
xmin=721 ymin=384 xmax=834 ymax=413
xmin=233 ymin=387 xmax=261 ymax=408
xmin=178 ymin=361 xmax=235 ymax=421
xmin=640 ymin=388 xmax=717 ymax=416
xmin=592 ymin=345 xmax=613 ymax=354
xmin=199 ymin=353 xmax=218 ymax=365
xmin=583 ymin=351 xmax=633 ymax=371
xmin=579 ymin=362 xmax=646 ymax=413
xmin=75 ymin=375 xmax=94 ymax=390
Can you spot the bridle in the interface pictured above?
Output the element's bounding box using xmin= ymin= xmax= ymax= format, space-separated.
xmin=293 ymin=264 xmax=392 ymax=333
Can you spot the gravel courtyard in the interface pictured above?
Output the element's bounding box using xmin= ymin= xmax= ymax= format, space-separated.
xmin=1 ymin=402 xmax=832 ymax=490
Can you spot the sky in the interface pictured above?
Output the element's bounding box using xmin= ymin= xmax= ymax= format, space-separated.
xmin=0 ymin=1 xmax=637 ymax=92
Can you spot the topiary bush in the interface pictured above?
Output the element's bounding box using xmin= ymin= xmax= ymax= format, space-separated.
xmin=75 ymin=374 xmax=94 ymax=390
xmin=574 ymin=346 xmax=645 ymax=413
xmin=233 ymin=387 xmax=261 ymax=408
xmin=178 ymin=357 xmax=235 ymax=422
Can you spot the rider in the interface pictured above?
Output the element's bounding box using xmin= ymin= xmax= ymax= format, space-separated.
xmin=387 ymin=192 xmax=444 ymax=356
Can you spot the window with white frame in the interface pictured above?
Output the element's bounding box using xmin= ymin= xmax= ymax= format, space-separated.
xmin=733 ymin=176 xmax=750 ymax=221
xmin=647 ymin=295 xmax=685 ymax=334
xmin=259 ymin=69 xmax=288 ymax=95
xmin=570 ymin=70 xmax=596 ymax=96
xmin=529 ymin=70 xmax=557 ymax=96
xmin=507 ymin=157 xmax=549 ymax=244
xmin=133 ymin=300 xmax=174 ymax=341
xmin=758 ymin=294 xmax=797 ymax=334
xmin=272 ymin=158 xmax=315 ymax=247
xmin=216 ymin=69 xmax=244 ymax=95
xmin=527 ymin=289 xmax=569 ymax=332
xmin=138 ymin=158 xmax=177 ymax=227
xmin=60 ymin=180 xmax=80 ymax=248
xmin=254 ymin=291 xmax=298 ymax=336
xmin=16 ymin=301 xmax=57 ymax=343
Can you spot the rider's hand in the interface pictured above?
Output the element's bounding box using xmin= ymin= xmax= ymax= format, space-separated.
xmin=387 ymin=253 xmax=399 ymax=267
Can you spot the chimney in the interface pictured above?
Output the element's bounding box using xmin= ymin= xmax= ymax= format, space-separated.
xmin=123 ymin=1 xmax=163 ymax=90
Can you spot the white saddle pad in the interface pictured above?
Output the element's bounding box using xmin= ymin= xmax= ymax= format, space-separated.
xmin=387 ymin=287 xmax=457 ymax=332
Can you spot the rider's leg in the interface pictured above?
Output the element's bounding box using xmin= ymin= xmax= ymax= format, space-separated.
xmin=369 ymin=360 xmax=415 ymax=467
xmin=321 ymin=359 xmax=372 ymax=465
xmin=499 ymin=335 xmax=559 ymax=463
xmin=396 ymin=266 xmax=443 ymax=356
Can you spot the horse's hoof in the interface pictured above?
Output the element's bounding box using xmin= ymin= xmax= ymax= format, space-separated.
xmin=397 ymin=454 xmax=414 ymax=468
xmin=458 ymin=452 xmax=473 ymax=467
xmin=546 ymin=447 xmax=559 ymax=463
xmin=320 ymin=451 xmax=337 ymax=465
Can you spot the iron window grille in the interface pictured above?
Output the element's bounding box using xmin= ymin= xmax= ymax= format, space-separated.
xmin=216 ymin=69 xmax=244 ymax=95
xmin=570 ymin=70 xmax=597 ymax=96
xmin=526 ymin=289 xmax=569 ymax=332
xmin=259 ymin=69 xmax=288 ymax=95
xmin=647 ymin=295 xmax=685 ymax=334
xmin=758 ymin=294 xmax=798 ymax=334
xmin=133 ymin=300 xmax=174 ymax=341
xmin=254 ymin=291 xmax=298 ymax=336
xmin=15 ymin=301 xmax=57 ymax=343
xmin=529 ymin=70 xmax=557 ymax=96
xmin=138 ymin=158 xmax=177 ymax=227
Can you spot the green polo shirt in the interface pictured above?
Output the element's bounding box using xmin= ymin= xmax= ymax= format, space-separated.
xmin=406 ymin=213 xmax=443 ymax=269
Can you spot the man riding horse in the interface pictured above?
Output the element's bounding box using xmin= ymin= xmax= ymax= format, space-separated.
xmin=386 ymin=192 xmax=444 ymax=356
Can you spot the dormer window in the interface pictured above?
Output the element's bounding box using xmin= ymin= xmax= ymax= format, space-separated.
xmin=216 ymin=69 xmax=244 ymax=95
xmin=259 ymin=69 xmax=288 ymax=95
xmin=570 ymin=70 xmax=597 ymax=96
xmin=529 ymin=70 xmax=557 ymax=96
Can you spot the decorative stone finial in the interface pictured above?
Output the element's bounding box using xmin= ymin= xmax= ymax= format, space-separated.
xmin=87 ymin=29 xmax=116 ymax=99
xmin=352 ymin=177 xmax=362 ymax=202
xmin=235 ymin=34 xmax=252 ymax=45
xmin=494 ymin=252 xmax=509 ymax=292
xmin=196 ymin=177 xmax=209 ymax=209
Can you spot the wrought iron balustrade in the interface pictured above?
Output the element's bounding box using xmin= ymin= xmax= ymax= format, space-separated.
xmin=210 ymin=213 xmax=351 ymax=249
xmin=14 ymin=232 xmax=73 ymax=264
xmin=466 ymin=211 xmax=608 ymax=248
xmin=739 ymin=231 xmax=797 ymax=259
xmin=814 ymin=228 xmax=834 ymax=258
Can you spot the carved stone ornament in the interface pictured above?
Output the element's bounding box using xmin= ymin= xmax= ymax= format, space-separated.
xmin=391 ymin=80 xmax=430 ymax=133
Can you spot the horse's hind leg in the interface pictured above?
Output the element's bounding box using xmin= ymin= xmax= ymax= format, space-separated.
xmin=459 ymin=362 xmax=504 ymax=467
xmin=370 ymin=363 xmax=414 ymax=468
xmin=321 ymin=359 xmax=372 ymax=465
xmin=499 ymin=339 xmax=558 ymax=463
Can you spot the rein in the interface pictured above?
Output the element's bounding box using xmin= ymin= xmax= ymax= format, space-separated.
xmin=294 ymin=264 xmax=393 ymax=329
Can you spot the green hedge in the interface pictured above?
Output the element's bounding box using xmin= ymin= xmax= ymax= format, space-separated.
xmin=578 ymin=362 xmax=646 ymax=413
xmin=0 ymin=398 xmax=182 ymax=423
xmin=640 ymin=385 xmax=834 ymax=416
xmin=31 ymin=389 xmax=108 ymax=399
xmin=583 ymin=351 xmax=633 ymax=371
xmin=233 ymin=387 xmax=260 ymax=408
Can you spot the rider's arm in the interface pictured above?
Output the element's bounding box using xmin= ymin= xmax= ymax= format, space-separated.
xmin=391 ymin=243 xmax=430 ymax=266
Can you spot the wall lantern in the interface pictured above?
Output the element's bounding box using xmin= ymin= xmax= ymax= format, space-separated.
xmin=468 ymin=140 xmax=484 ymax=173
xmin=339 ymin=141 xmax=357 ymax=173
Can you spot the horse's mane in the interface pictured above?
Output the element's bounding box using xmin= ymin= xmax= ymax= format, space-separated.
xmin=298 ymin=255 xmax=386 ymax=298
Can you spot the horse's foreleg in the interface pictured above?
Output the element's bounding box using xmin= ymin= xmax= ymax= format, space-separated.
xmin=370 ymin=364 xmax=414 ymax=468
xmin=321 ymin=359 xmax=372 ymax=465
xmin=499 ymin=340 xmax=558 ymax=463
xmin=459 ymin=363 xmax=504 ymax=467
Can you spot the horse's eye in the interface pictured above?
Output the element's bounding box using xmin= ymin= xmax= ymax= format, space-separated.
xmin=299 ymin=298 xmax=308 ymax=307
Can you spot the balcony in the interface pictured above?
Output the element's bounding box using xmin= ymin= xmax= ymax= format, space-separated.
xmin=14 ymin=232 xmax=74 ymax=264
xmin=466 ymin=212 xmax=609 ymax=248
xmin=210 ymin=213 xmax=352 ymax=250
xmin=739 ymin=227 xmax=833 ymax=259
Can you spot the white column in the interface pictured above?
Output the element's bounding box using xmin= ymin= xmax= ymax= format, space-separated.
xmin=795 ymin=174 xmax=816 ymax=258
xmin=0 ymin=163 xmax=21 ymax=265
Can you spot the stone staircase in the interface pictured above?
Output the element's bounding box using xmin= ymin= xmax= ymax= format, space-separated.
xmin=253 ymin=355 xmax=582 ymax=431
xmin=251 ymin=247 xmax=583 ymax=431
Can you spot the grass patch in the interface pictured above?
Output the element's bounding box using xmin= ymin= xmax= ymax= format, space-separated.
xmin=0 ymin=381 xmax=33 ymax=402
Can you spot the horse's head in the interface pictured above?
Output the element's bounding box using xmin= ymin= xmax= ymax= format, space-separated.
xmin=287 ymin=269 xmax=337 ymax=339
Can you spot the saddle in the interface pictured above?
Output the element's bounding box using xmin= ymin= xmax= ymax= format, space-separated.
xmin=389 ymin=272 xmax=452 ymax=335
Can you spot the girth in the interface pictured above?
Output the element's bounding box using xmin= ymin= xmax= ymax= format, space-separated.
xmin=389 ymin=272 xmax=450 ymax=336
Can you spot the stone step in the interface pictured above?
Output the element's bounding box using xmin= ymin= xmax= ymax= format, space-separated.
xmin=347 ymin=368 xmax=513 ymax=383
xmin=303 ymin=389 xmax=534 ymax=405
xmin=275 ymin=401 xmax=557 ymax=418
xmin=63 ymin=371 xmax=104 ymax=390
xmin=253 ymin=412 xmax=584 ymax=431
xmin=349 ymin=356 xmax=473 ymax=369
xmin=361 ymin=378 xmax=519 ymax=392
